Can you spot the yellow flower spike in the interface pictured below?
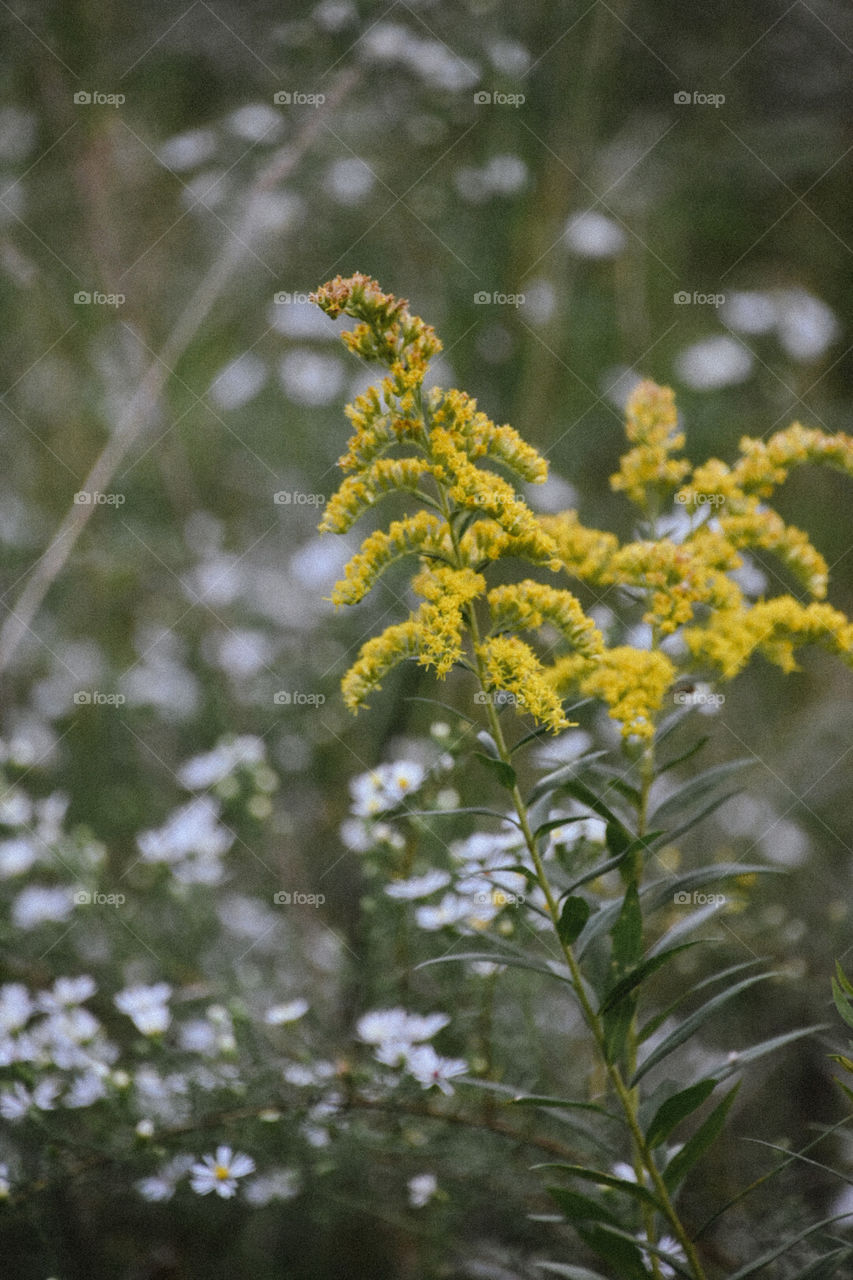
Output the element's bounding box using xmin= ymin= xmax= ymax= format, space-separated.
xmin=313 ymin=278 xmax=853 ymax=737
xmin=576 ymin=647 xmax=676 ymax=740
xmin=685 ymin=597 xmax=853 ymax=681
xmin=412 ymin=564 xmax=486 ymax=676
xmin=478 ymin=634 xmax=570 ymax=734
xmin=330 ymin=512 xmax=448 ymax=607
xmin=539 ymin=511 xmax=619 ymax=583
xmin=487 ymin=581 xmax=603 ymax=659
xmin=319 ymin=457 xmax=435 ymax=534
xmin=342 ymin=620 xmax=424 ymax=712
xmin=611 ymin=380 xmax=690 ymax=509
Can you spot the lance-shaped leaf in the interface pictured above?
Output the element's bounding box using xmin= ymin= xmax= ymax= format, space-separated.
xmin=536 ymin=1162 xmax=663 ymax=1211
xmin=662 ymin=1083 xmax=740 ymax=1191
xmin=639 ymin=959 xmax=763 ymax=1045
xmin=645 ymin=1078 xmax=717 ymax=1149
xmin=632 ymin=972 xmax=777 ymax=1084
xmin=726 ymin=1216 xmax=853 ymax=1280
xmin=649 ymin=758 xmax=755 ymax=829
xmin=557 ymin=895 xmax=592 ymax=946
xmin=599 ymin=941 xmax=704 ymax=1016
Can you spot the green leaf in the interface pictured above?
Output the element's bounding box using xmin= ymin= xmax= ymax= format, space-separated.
xmin=649 ymin=759 xmax=755 ymax=829
xmin=548 ymin=1194 xmax=686 ymax=1280
xmin=726 ymin=1216 xmax=853 ymax=1280
xmin=610 ymin=883 xmax=643 ymax=973
xmin=403 ymin=806 xmax=521 ymax=827
xmin=416 ymin=950 xmax=572 ymax=984
xmin=510 ymin=1095 xmax=617 ymax=1121
xmin=476 ymin=729 xmax=501 ymax=758
xmin=536 ymin=1265 xmax=612 ymax=1280
xmin=835 ymin=962 xmax=853 ymax=996
xmin=638 ymin=959 xmax=762 ymax=1044
xmin=632 ymin=972 xmax=776 ymax=1084
xmin=602 ymin=885 xmax=642 ymax=1064
xmin=646 ymin=1078 xmax=717 ymax=1149
xmin=525 ymin=754 xmax=611 ymax=807
xmin=473 ymin=752 xmax=517 ymax=791
xmin=715 ymin=1025 xmax=827 ymax=1080
xmin=654 ymin=704 xmax=696 ymax=744
xmin=546 ymin=1186 xmax=618 ymax=1226
xmin=576 ymin=1224 xmax=666 ymax=1280
xmin=535 ymin=1163 xmax=662 ymax=1211
xmin=663 ymin=1083 xmax=740 ymax=1191
xmin=599 ymin=942 xmax=704 ymax=1016
xmin=648 ymin=790 xmax=741 ymax=846
xmin=533 ymin=815 xmax=590 ymax=840
xmin=657 ymin=736 xmax=710 ymax=776
xmin=557 ymin=896 xmax=592 ymax=946
xmin=793 ymin=1251 xmax=853 ymax=1280
xmin=832 ymin=976 xmax=853 ymax=1031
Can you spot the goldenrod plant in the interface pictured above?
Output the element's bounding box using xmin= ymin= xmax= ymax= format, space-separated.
xmin=313 ymin=273 xmax=853 ymax=1279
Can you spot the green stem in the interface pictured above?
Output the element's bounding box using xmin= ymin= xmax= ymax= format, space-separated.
xmin=465 ymin=620 xmax=705 ymax=1279
xmin=433 ymin=440 xmax=705 ymax=1279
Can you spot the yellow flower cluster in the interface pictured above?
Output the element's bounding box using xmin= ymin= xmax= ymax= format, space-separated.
xmin=610 ymin=381 xmax=690 ymax=510
xmin=684 ymin=597 xmax=853 ymax=680
xmin=478 ymin=634 xmax=569 ymax=734
xmin=314 ymin=276 xmax=853 ymax=739
xmin=487 ymin=581 xmax=603 ymax=658
xmin=552 ymin=647 xmax=676 ymax=741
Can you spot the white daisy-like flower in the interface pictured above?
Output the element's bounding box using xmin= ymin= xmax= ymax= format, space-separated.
xmin=0 ymin=1077 xmax=60 ymax=1120
xmin=384 ymin=871 xmax=451 ymax=900
xmin=414 ymin=893 xmax=470 ymax=931
xmin=382 ymin=761 xmax=426 ymax=802
xmin=639 ymin=1232 xmax=686 ymax=1279
xmin=404 ymin=1045 xmax=468 ymax=1096
xmin=135 ymin=1154 xmax=194 ymax=1202
xmin=114 ymin=982 xmax=173 ymax=1036
xmin=37 ymin=975 xmax=96 ymax=1013
xmin=0 ymin=983 xmax=33 ymax=1033
xmin=12 ymin=885 xmax=74 ymax=930
xmin=408 ymin=1172 xmax=438 ymax=1208
xmin=356 ymin=1008 xmax=449 ymax=1046
xmin=244 ymin=1168 xmax=301 ymax=1206
xmin=264 ymin=998 xmax=309 ymax=1025
xmin=189 ymin=1145 xmax=256 ymax=1198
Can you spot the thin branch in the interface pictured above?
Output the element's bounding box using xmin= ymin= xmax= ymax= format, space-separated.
xmin=0 ymin=66 xmax=359 ymax=675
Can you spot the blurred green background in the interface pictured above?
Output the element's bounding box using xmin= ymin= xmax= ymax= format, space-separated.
xmin=2 ymin=0 xmax=853 ymax=1275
